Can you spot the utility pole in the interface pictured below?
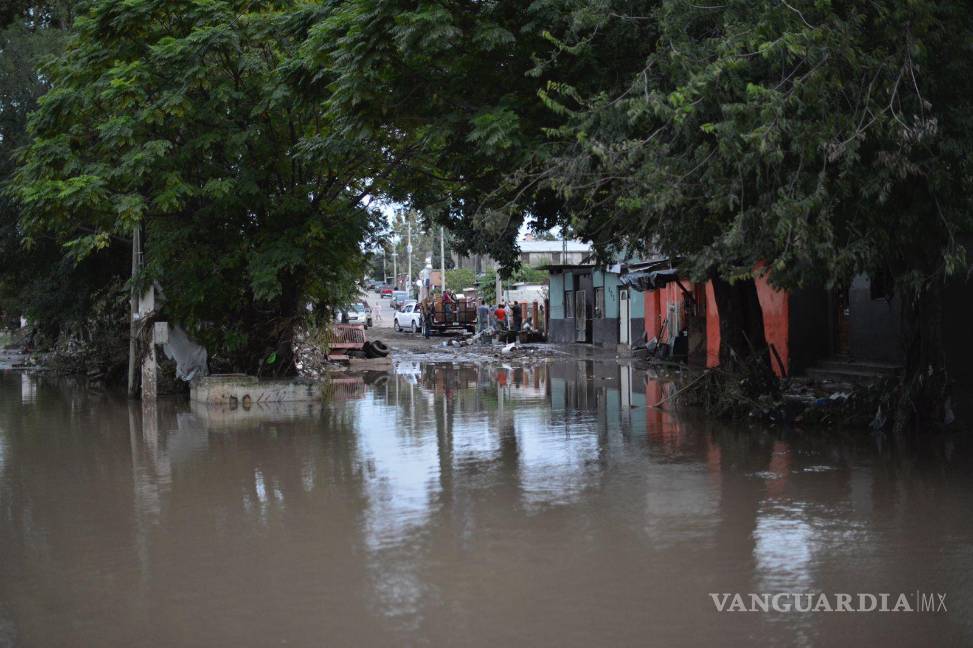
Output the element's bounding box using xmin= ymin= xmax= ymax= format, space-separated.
xmin=392 ymin=236 xmax=397 ymax=290
xmin=440 ymin=226 xmax=446 ymax=293
xmin=495 ymin=271 xmax=502 ymax=305
xmin=127 ymin=224 xmax=141 ymax=398
xmin=406 ymin=217 xmax=413 ymax=297
xmin=382 ymin=248 xmax=387 ymax=285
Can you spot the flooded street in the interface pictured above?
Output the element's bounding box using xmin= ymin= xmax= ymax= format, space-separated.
xmin=1 ymin=362 xmax=972 ymax=647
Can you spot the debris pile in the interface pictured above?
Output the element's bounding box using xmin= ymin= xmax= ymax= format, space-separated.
xmin=293 ymin=327 xmax=344 ymax=378
xmin=675 ymin=352 xmax=898 ymax=429
xmin=294 ymin=325 xmax=392 ymax=377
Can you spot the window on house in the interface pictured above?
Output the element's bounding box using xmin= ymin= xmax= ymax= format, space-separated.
xmin=552 ymin=252 xmax=561 ymax=265
xmin=594 ymin=287 xmax=605 ymax=319
xmin=564 ymin=290 xmax=575 ymax=319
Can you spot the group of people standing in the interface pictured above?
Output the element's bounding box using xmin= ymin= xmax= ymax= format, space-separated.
xmin=476 ymin=301 xmax=524 ymax=334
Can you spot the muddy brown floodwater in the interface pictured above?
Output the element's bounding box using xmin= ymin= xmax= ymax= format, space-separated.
xmin=1 ymin=362 xmax=972 ymax=647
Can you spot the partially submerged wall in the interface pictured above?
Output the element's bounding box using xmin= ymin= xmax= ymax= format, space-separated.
xmin=191 ymin=375 xmax=324 ymax=404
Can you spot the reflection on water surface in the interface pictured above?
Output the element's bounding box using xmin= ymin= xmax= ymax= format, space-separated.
xmin=0 ymin=363 xmax=971 ymax=647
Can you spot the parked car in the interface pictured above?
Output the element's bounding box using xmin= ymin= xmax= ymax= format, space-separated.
xmin=380 ymin=286 xmax=393 ymax=298
xmin=338 ymin=303 xmax=369 ymax=327
xmin=393 ymin=302 xmax=423 ymax=333
xmin=391 ymin=291 xmax=410 ymax=310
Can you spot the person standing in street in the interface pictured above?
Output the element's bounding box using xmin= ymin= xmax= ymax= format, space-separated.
xmin=423 ymin=299 xmax=434 ymax=338
xmin=511 ymin=301 xmax=522 ymax=334
xmin=495 ymin=303 xmax=506 ymax=331
xmin=477 ymin=301 xmax=490 ymax=333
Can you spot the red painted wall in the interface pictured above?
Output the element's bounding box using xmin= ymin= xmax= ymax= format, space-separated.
xmin=705 ymin=282 xmax=720 ymax=368
xmin=642 ymin=271 xmax=790 ymax=374
xmin=645 ymin=289 xmax=662 ymax=340
xmin=643 ymin=282 xmax=698 ymax=343
xmin=755 ymin=274 xmax=789 ymax=376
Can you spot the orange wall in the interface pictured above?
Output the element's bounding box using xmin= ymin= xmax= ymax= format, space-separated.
xmin=643 ymin=282 xmax=695 ymax=343
xmin=643 ymin=273 xmax=789 ymax=374
xmin=645 ymin=290 xmax=662 ymax=339
xmin=755 ymin=274 xmax=789 ymax=376
xmin=705 ymin=282 xmax=720 ymax=368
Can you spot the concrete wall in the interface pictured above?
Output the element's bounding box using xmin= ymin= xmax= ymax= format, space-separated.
xmin=549 ymin=319 xmax=576 ymax=344
xmin=591 ymin=270 xmax=623 ymax=346
xmin=592 ymin=318 xmax=619 ymax=347
xmin=191 ymin=375 xmax=324 ymax=404
xmin=594 ymin=270 xmax=622 ymax=319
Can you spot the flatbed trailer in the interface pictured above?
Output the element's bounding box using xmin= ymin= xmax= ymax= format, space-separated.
xmin=427 ymin=298 xmax=478 ymax=334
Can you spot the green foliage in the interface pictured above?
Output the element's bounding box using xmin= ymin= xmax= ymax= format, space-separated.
xmin=445 ymin=268 xmax=475 ymax=291
xmin=537 ymin=1 xmax=973 ymax=293
xmin=0 ymin=2 xmax=113 ymax=334
xmin=8 ymin=0 xmax=391 ymax=372
xmin=304 ymin=0 xmax=595 ymax=269
xmin=512 ymin=265 xmax=548 ymax=285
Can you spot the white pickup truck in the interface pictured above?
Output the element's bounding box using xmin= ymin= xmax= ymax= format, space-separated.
xmin=393 ymin=302 xmax=422 ymax=333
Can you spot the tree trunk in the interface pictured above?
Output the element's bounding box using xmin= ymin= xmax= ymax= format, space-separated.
xmin=265 ymin=272 xmax=300 ymax=377
xmin=709 ymin=272 xmax=769 ymax=369
xmin=893 ymin=279 xmax=950 ymax=436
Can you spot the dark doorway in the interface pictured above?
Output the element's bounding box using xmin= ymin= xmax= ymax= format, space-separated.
xmin=833 ymin=290 xmax=850 ymax=356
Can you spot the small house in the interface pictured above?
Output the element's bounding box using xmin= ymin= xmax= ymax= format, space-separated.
xmin=547 ymin=264 xmax=644 ymax=347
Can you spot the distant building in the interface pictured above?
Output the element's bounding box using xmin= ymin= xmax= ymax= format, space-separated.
xmin=455 ymin=240 xmax=592 ymax=273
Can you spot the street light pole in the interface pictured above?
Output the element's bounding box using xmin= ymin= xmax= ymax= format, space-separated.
xmin=440 ymin=227 xmax=446 ymax=294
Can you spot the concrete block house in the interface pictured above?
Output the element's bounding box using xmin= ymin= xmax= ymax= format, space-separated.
xmin=547 ymin=264 xmax=644 ymax=347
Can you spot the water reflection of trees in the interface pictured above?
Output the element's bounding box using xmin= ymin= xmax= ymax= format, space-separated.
xmin=3 ymin=369 xmax=973 ymax=645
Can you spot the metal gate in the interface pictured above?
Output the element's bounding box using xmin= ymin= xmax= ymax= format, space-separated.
xmin=575 ymin=291 xmax=587 ymax=342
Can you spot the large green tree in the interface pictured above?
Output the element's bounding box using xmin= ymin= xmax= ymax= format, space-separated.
xmin=301 ymin=0 xmax=618 ymax=269
xmin=0 ymin=1 xmax=102 ymax=336
xmin=537 ymin=1 xmax=973 ymax=426
xmin=305 ymin=0 xmax=973 ymax=427
xmin=10 ymin=1 xmax=399 ymax=373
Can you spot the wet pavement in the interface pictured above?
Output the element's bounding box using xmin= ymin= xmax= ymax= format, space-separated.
xmin=1 ymin=363 xmax=972 ymax=647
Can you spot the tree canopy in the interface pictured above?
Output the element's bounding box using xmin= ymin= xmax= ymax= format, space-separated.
xmin=537 ymin=1 xmax=973 ymax=295
xmin=9 ymin=0 xmax=400 ymax=371
xmin=5 ymin=0 xmax=973 ymax=411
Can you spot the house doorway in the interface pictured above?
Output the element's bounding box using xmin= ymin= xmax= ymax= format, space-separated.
xmin=575 ymin=291 xmax=588 ymax=342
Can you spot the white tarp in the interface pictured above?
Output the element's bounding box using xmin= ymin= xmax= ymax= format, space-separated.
xmin=163 ymin=325 xmax=209 ymax=381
